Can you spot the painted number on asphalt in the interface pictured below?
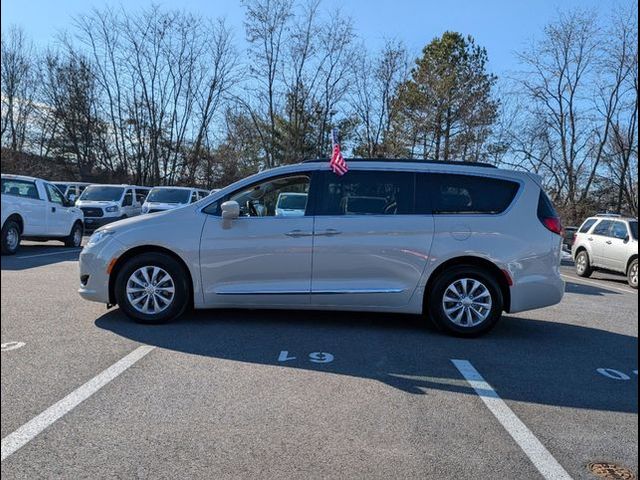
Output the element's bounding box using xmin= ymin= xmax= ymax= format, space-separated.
xmin=1 ymin=342 xmax=25 ymax=352
xmin=278 ymin=351 xmax=334 ymax=364
xmin=596 ymin=368 xmax=638 ymax=381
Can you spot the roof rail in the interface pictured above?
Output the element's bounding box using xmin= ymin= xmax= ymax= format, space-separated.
xmin=595 ymin=213 xmax=622 ymax=217
xmin=301 ymin=158 xmax=497 ymax=168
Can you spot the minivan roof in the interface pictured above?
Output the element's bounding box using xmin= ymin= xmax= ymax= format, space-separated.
xmin=302 ymin=158 xmax=497 ymax=168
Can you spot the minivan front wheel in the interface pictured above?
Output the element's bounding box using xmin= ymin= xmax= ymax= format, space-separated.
xmin=115 ymin=252 xmax=189 ymax=324
xmin=428 ymin=266 xmax=503 ymax=337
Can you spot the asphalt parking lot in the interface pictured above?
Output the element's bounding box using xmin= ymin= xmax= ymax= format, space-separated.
xmin=1 ymin=242 xmax=637 ymax=479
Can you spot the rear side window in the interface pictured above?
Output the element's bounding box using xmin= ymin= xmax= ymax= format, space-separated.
xmin=420 ymin=173 xmax=519 ymax=215
xmin=610 ymin=221 xmax=628 ymax=240
xmin=316 ymin=170 xmax=414 ymax=216
xmin=1 ymin=179 xmax=40 ymax=199
xmin=579 ymin=219 xmax=597 ymax=233
xmin=592 ymin=220 xmax=613 ymax=236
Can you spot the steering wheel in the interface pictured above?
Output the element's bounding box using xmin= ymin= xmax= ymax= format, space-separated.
xmin=247 ymin=201 xmax=258 ymax=217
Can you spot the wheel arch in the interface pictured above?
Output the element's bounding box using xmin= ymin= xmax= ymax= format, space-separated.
xmin=4 ymin=213 xmax=24 ymax=234
xmin=627 ymin=254 xmax=638 ymax=274
xmin=108 ymin=245 xmax=194 ymax=306
xmin=423 ymin=255 xmax=511 ymax=313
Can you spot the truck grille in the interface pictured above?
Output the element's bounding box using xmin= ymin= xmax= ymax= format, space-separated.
xmin=80 ymin=207 xmax=104 ymax=218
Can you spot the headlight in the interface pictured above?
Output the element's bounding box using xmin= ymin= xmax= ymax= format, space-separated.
xmin=86 ymin=230 xmax=114 ymax=248
xmin=105 ymin=205 xmax=119 ymax=213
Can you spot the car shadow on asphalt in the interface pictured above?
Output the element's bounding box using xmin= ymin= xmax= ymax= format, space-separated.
xmin=564 ymin=281 xmax=621 ymax=296
xmin=0 ymin=244 xmax=83 ymax=271
xmin=95 ymin=308 xmax=638 ymax=413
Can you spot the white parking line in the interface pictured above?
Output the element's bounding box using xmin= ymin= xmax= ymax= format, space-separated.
xmin=452 ymin=359 xmax=573 ymax=480
xmin=561 ymin=274 xmax=637 ymax=295
xmin=1 ymin=345 xmax=154 ymax=462
xmin=12 ymin=249 xmax=83 ymax=260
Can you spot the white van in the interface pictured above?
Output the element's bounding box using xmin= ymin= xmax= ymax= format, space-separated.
xmin=76 ymin=184 xmax=150 ymax=230
xmin=52 ymin=182 xmax=91 ymax=203
xmin=142 ymin=187 xmax=210 ymax=214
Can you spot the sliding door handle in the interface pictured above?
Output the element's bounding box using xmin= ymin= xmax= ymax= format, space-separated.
xmin=285 ymin=230 xmax=312 ymax=238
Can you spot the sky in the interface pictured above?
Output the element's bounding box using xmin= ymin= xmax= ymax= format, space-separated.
xmin=1 ymin=0 xmax=615 ymax=77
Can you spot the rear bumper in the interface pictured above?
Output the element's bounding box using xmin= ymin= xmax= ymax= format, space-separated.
xmin=509 ymin=271 xmax=564 ymax=313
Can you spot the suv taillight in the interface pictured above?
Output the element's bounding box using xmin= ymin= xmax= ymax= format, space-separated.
xmin=537 ymin=191 xmax=563 ymax=235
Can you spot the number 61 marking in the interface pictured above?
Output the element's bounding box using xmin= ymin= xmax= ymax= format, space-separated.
xmin=278 ymin=351 xmax=334 ymax=364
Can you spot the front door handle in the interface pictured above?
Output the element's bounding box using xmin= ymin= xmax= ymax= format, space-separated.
xmin=51 ymin=206 xmax=56 ymax=213
xmin=588 ymin=237 xmax=593 ymax=241
xmin=285 ymin=230 xmax=312 ymax=238
xmin=317 ymin=229 xmax=342 ymax=237
xmin=606 ymin=240 xmax=612 ymax=244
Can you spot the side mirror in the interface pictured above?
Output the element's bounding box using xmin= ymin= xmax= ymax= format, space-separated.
xmin=221 ymin=200 xmax=240 ymax=220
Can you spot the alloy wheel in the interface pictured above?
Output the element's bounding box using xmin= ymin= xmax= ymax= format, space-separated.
xmin=442 ymin=278 xmax=492 ymax=327
xmin=126 ymin=266 xmax=176 ymax=315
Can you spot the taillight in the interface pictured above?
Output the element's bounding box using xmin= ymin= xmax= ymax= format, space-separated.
xmin=541 ymin=217 xmax=563 ymax=235
xmin=537 ymin=191 xmax=563 ymax=235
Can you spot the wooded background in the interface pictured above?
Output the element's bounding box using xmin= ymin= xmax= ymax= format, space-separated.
xmin=1 ymin=0 xmax=637 ymax=224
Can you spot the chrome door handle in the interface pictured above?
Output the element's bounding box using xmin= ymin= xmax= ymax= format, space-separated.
xmin=588 ymin=237 xmax=593 ymax=241
xmin=285 ymin=230 xmax=312 ymax=238
xmin=318 ymin=229 xmax=342 ymax=237
xmin=606 ymin=240 xmax=612 ymax=244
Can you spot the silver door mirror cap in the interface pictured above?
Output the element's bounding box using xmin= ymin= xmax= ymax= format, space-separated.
xmin=221 ymin=200 xmax=240 ymax=219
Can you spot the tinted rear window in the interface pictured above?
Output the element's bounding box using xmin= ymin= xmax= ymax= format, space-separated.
xmin=537 ymin=191 xmax=558 ymax=219
xmin=579 ymin=219 xmax=597 ymax=233
xmin=417 ymin=173 xmax=519 ymax=214
xmin=316 ymin=170 xmax=414 ymax=215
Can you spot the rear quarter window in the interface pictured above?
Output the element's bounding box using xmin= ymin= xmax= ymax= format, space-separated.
xmin=417 ymin=173 xmax=520 ymax=214
xmin=1 ymin=179 xmax=40 ymax=200
xmin=578 ymin=219 xmax=598 ymax=233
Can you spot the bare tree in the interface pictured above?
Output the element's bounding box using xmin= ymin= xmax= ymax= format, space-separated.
xmin=1 ymin=26 xmax=37 ymax=153
xmin=350 ymin=40 xmax=409 ymax=157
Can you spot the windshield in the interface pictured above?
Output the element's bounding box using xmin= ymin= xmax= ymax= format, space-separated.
xmin=277 ymin=194 xmax=307 ymax=210
xmin=146 ymin=188 xmax=191 ymax=204
xmin=630 ymin=221 xmax=638 ymax=240
xmin=79 ymin=186 xmax=125 ymax=202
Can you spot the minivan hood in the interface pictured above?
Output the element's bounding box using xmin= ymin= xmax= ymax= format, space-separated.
xmin=99 ymin=205 xmax=184 ymax=233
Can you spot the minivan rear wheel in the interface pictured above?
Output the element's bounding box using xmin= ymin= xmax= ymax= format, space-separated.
xmin=115 ymin=252 xmax=189 ymax=324
xmin=428 ymin=266 xmax=503 ymax=337
xmin=575 ymin=251 xmax=593 ymax=278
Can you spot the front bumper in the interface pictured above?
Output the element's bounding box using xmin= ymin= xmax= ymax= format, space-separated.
xmin=83 ymin=216 xmax=122 ymax=231
xmin=78 ymin=237 xmax=126 ymax=304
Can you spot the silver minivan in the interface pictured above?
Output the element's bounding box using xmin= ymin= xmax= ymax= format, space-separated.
xmin=78 ymin=160 xmax=565 ymax=336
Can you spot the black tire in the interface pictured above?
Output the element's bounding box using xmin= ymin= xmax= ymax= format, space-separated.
xmin=1 ymin=220 xmax=21 ymax=255
xmin=427 ymin=265 xmax=503 ymax=337
xmin=114 ymin=252 xmax=190 ymax=324
xmin=64 ymin=222 xmax=83 ymax=248
xmin=628 ymin=258 xmax=638 ymax=289
xmin=575 ymin=250 xmax=593 ymax=278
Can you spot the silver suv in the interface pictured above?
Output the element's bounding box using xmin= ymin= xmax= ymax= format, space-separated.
xmin=572 ymin=214 xmax=638 ymax=288
xmin=78 ymin=160 xmax=565 ymax=337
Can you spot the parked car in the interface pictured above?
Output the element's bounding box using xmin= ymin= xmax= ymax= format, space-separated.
xmin=76 ymin=184 xmax=150 ymax=231
xmin=78 ymin=159 xmax=565 ymax=337
xmin=275 ymin=192 xmax=307 ymax=217
xmin=141 ymin=187 xmax=210 ymax=214
xmin=52 ymin=182 xmax=91 ymax=203
xmin=1 ymin=174 xmax=84 ymax=255
xmin=562 ymin=226 xmax=578 ymax=250
xmin=572 ymin=214 xmax=638 ymax=288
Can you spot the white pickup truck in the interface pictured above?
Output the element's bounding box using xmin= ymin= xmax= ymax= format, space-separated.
xmin=1 ymin=174 xmax=84 ymax=255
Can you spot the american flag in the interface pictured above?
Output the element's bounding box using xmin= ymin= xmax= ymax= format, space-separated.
xmin=330 ymin=128 xmax=348 ymax=176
